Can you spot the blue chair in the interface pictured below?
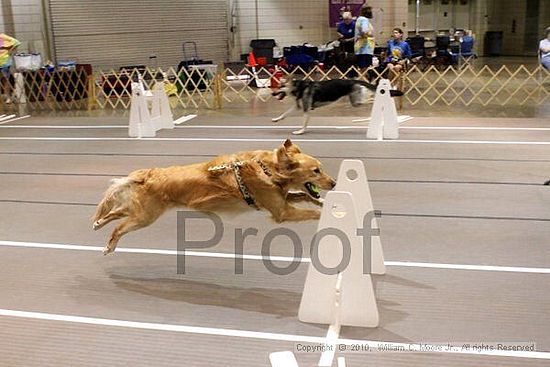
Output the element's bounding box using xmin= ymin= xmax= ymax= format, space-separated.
xmin=451 ymin=35 xmax=477 ymax=67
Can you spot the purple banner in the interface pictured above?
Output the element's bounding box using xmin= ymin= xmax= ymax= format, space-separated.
xmin=329 ymin=0 xmax=365 ymax=27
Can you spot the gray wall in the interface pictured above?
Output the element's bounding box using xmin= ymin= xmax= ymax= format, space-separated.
xmin=1 ymin=0 xmax=548 ymax=66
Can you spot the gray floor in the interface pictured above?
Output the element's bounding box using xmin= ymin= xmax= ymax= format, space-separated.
xmin=0 ymin=109 xmax=549 ymax=366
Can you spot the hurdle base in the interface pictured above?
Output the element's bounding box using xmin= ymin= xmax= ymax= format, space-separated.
xmin=269 ymin=351 xmax=299 ymax=367
xmin=352 ymin=115 xmax=413 ymax=124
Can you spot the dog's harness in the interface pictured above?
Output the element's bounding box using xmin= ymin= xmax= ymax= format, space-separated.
xmin=208 ymin=159 xmax=272 ymax=209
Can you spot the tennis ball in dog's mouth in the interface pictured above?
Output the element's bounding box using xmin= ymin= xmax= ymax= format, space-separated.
xmin=305 ymin=182 xmax=321 ymax=198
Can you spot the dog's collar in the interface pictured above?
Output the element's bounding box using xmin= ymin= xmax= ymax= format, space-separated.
xmin=231 ymin=162 xmax=257 ymax=209
xmin=255 ymin=159 xmax=272 ymax=177
xmin=208 ymin=160 xmax=272 ymax=209
xmin=208 ymin=159 xmax=272 ymax=177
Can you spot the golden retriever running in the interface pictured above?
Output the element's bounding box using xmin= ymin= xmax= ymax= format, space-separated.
xmin=93 ymin=139 xmax=336 ymax=255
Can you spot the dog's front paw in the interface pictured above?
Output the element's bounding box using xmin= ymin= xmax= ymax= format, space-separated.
xmin=292 ymin=128 xmax=306 ymax=135
xmin=272 ymin=117 xmax=281 ymax=123
xmin=92 ymin=221 xmax=101 ymax=230
xmin=313 ymin=197 xmax=325 ymax=206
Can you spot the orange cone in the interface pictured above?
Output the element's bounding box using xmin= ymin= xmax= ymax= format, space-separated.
xmin=247 ymin=51 xmax=258 ymax=67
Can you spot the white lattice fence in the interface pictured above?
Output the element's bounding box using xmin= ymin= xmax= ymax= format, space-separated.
xmin=95 ymin=66 xmax=217 ymax=110
xmin=403 ymin=64 xmax=550 ymax=106
xmin=1 ymin=64 xmax=548 ymax=111
xmin=0 ymin=66 xmax=92 ymax=111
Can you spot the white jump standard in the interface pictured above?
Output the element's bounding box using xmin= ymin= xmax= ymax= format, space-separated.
xmin=353 ymin=78 xmax=413 ymax=140
xmin=128 ymin=82 xmax=193 ymax=138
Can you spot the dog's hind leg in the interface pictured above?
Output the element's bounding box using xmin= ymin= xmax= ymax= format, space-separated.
xmin=103 ymin=215 xmax=153 ymax=255
xmin=272 ymin=105 xmax=296 ymax=122
xmin=292 ymin=92 xmax=313 ymax=135
xmin=292 ymin=112 xmax=310 ymax=135
xmin=292 ymin=95 xmax=311 ymax=135
xmin=103 ymin=202 xmax=165 ymax=255
xmin=93 ymin=209 xmax=127 ymax=230
xmin=103 ymin=218 xmax=141 ymax=255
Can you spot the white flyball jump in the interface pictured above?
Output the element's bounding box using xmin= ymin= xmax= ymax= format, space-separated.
xmin=334 ymin=159 xmax=385 ymax=275
xmin=271 ymin=160 xmax=385 ymax=367
xmin=128 ymin=81 xmax=194 ymax=138
xmin=353 ymin=78 xmax=413 ymax=140
xmin=129 ymin=82 xmax=173 ymax=138
xmin=367 ymin=79 xmax=399 ymax=140
xmin=299 ymin=190 xmax=379 ymax=327
xmin=299 ymin=160 xmax=383 ymax=329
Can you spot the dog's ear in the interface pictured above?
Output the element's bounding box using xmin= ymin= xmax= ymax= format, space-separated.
xmin=277 ymin=140 xmax=299 ymax=170
xmin=283 ymin=138 xmax=301 ymax=154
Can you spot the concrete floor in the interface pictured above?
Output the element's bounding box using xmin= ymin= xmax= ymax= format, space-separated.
xmin=0 ymin=99 xmax=549 ymax=367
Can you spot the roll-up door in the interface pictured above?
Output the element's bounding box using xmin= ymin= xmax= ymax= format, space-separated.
xmin=48 ymin=0 xmax=228 ymax=69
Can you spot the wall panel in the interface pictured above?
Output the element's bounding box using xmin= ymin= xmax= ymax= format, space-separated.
xmin=48 ymin=0 xmax=228 ymax=69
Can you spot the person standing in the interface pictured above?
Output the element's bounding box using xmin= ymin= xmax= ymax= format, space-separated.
xmin=337 ymin=12 xmax=355 ymax=54
xmin=0 ymin=33 xmax=21 ymax=103
xmin=354 ymin=6 xmax=375 ymax=72
xmin=539 ymin=27 xmax=550 ymax=70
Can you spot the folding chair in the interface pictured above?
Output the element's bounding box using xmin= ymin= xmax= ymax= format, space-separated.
xmin=451 ymin=35 xmax=477 ymax=68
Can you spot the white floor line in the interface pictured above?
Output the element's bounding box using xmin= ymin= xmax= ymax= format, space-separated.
xmin=384 ymin=261 xmax=550 ymax=273
xmin=0 ymin=308 xmax=548 ymax=360
xmin=3 ymin=124 xmax=550 ymax=132
xmin=3 ymin=137 xmax=550 ymax=145
xmin=0 ymin=125 xmax=125 ymax=129
xmin=1 ymin=240 xmax=549 ymax=274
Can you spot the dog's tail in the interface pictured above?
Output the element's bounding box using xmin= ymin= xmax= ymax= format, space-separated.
xmin=544 ymin=179 xmax=550 ymax=186
xmin=92 ymin=177 xmax=135 ymax=224
xmin=356 ymin=80 xmax=404 ymax=97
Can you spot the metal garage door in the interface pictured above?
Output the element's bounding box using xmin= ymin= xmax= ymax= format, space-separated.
xmin=48 ymin=0 xmax=229 ymax=69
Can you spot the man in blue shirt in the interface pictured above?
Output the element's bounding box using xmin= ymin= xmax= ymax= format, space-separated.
xmin=385 ymin=27 xmax=412 ymax=75
xmin=539 ymin=27 xmax=550 ymax=70
xmin=337 ymin=12 xmax=355 ymax=54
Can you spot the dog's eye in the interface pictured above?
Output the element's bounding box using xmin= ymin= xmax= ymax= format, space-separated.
xmin=313 ymin=168 xmax=321 ymax=174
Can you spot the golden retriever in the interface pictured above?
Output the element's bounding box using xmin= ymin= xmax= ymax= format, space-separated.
xmin=93 ymin=139 xmax=336 ymax=255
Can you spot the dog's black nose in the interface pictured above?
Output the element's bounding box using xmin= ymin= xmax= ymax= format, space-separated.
xmin=331 ymin=179 xmax=337 ymax=189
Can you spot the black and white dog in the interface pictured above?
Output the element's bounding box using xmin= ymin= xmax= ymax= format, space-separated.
xmin=271 ymin=79 xmax=403 ymax=135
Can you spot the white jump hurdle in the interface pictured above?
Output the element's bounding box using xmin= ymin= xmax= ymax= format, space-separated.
xmin=299 ymin=189 xmax=379 ymax=327
xmin=353 ymin=78 xmax=413 ymax=140
xmin=128 ymin=81 xmax=194 ymax=138
xmin=335 ymin=160 xmax=385 ymax=275
xmin=300 ymin=159 xmax=384 ymax=329
xmin=129 ymin=82 xmax=170 ymax=138
xmin=270 ymin=160 xmax=385 ymax=367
